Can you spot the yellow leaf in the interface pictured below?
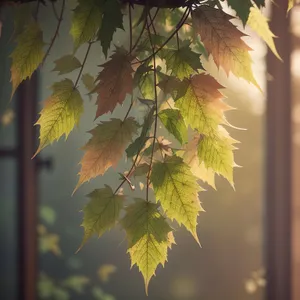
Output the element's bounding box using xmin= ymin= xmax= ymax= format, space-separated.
xmin=151 ymin=156 xmax=204 ymax=244
xmin=34 ymin=79 xmax=84 ymax=156
xmin=10 ymin=21 xmax=45 ymax=97
xmin=75 ymin=118 xmax=138 ymax=190
xmin=70 ymin=0 xmax=103 ymax=50
xmin=121 ymin=200 xmax=174 ymax=294
xmin=192 ymin=6 xmax=260 ymax=89
xmin=178 ymin=135 xmax=216 ymax=189
xmin=175 ymin=74 xmax=232 ymax=135
xmin=97 ymin=264 xmax=117 ymax=283
xmin=79 ymin=185 xmax=124 ymax=249
xmin=197 ymin=126 xmax=239 ymax=187
xmin=247 ymin=5 xmax=282 ymax=61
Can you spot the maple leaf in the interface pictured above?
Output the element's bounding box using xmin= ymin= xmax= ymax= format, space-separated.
xmin=151 ymin=156 xmax=204 ymax=244
xmin=70 ymin=0 xmax=103 ymax=51
xmin=158 ymin=109 xmax=187 ymax=144
xmin=93 ymin=48 xmax=134 ymax=118
xmin=160 ymin=41 xmax=203 ymax=80
xmin=227 ymin=0 xmax=252 ymax=25
xmin=52 ymin=55 xmax=82 ymax=75
xmin=134 ymin=62 xmax=155 ymax=99
xmin=192 ymin=6 xmax=260 ymax=89
xmin=178 ymin=135 xmax=216 ymax=189
xmin=121 ymin=200 xmax=174 ymax=294
xmin=98 ymin=0 xmax=124 ymax=57
xmin=247 ymin=5 xmax=282 ymax=60
xmin=34 ymin=79 xmax=83 ymax=156
xmin=197 ymin=126 xmax=238 ymax=186
xmin=79 ymin=185 xmax=124 ymax=249
xmin=175 ymin=74 xmax=232 ymax=135
xmin=76 ymin=118 xmax=138 ymax=190
xmin=10 ymin=21 xmax=45 ymax=97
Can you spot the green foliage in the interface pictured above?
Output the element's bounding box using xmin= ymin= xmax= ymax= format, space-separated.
xmin=2 ymin=0 xmax=291 ymax=294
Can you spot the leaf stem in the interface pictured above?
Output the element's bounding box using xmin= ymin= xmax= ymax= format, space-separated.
xmin=51 ymin=1 xmax=60 ymax=21
xmin=123 ymin=96 xmax=134 ymax=121
xmin=74 ymin=41 xmax=93 ymax=88
xmin=42 ymin=0 xmax=65 ymax=66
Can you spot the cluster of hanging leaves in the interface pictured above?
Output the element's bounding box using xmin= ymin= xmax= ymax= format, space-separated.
xmin=2 ymin=0 xmax=296 ymax=294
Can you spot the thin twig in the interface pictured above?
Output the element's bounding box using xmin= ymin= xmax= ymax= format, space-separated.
xmin=146 ymin=17 xmax=159 ymax=202
xmin=123 ymin=96 xmax=134 ymax=121
xmin=129 ymin=4 xmax=133 ymax=52
xmin=176 ymin=31 xmax=180 ymax=50
xmin=74 ymin=41 xmax=93 ymax=88
xmin=132 ymin=7 xmax=191 ymax=65
xmin=42 ymin=0 xmax=65 ymax=66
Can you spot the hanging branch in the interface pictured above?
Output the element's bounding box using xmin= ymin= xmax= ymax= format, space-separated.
xmin=42 ymin=0 xmax=65 ymax=65
xmin=145 ymin=16 xmax=158 ymax=202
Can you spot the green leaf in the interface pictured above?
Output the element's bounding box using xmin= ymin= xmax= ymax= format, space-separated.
xmin=247 ymin=5 xmax=282 ymax=60
xmin=134 ymin=62 xmax=155 ymax=99
xmin=70 ymin=0 xmax=103 ymax=51
xmin=175 ymin=74 xmax=231 ymax=135
xmin=158 ymin=109 xmax=187 ymax=144
xmin=157 ymin=74 xmax=189 ymax=101
xmin=82 ymin=73 xmax=96 ymax=93
xmin=34 ymin=79 xmax=84 ymax=155
xmin=79 ymin=185 xmax=124 ymax=248
xmin=160 ymin=41 xmax=203 ymax=80
xmin=151 ymin=156 xmax=204 ymax=243
xmin=197 ymin=127 xmax=238 ymax=186
xmin=52 ymin=55 xmax=82 ymax=75
xmin=121 ymin=200 xmax=174 ymax=294
xmin=76 ymin=118 xmax=138 ymax=190
xmin=126 ymin=106 xmax=155 ymax=158
xmin=227 ymin=0 xmax=252 ymax=26
xmin=62 ymin=276 xmax=90 ymax=294
xmin=39 ymin=206 xmax=57 ymax=225
xmin=98 ymin=0 xmax=124 ymax=57
xmin=10 ymin=21 xmax=45 ymax=97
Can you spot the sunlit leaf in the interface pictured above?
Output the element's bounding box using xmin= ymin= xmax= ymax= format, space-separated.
xmin=70 ymin=0 xmax=103 ymax=50
xmin=160 ymin=41 xmax=203 ymax=80
xmin=178 ymin=135 xmax=216 ymax=189
xmin=175 ymin=74 xmax=231 ymax=135
xmin=98 ymin=0 xmax=124 ymax=57
xmin=197 ymin=126 xmax=238 ymax=186
xmin=121 ymin=200 xmax=174 ymax=294
xmin=40 ymin=206 xmax=57 ymax=225
xmin=247 ymin=5 xmax=282 ymax=60
xmin=151 ymin=156 xmax=204 ymax=243
xmin=79 ymin=185 xmax=124 ymax=247
xmin=10 ymin=21 xmax=45 ymax=97
xmin=52 ymin=55 xmax=82 ymax=75
xmin=34 ymin=79 xmax=84 ymax=155
xmin=158 ymin=109 xmax=187 ymax=144
xmin=93 ymin=48 xmax=134 ymax=118
xmin=192 ymin=6 xmax=260 ymax=89
xmin=76 ymin=118 xmax=138 ymax=189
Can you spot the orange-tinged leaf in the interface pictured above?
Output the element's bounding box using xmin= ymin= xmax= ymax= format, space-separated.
xmin=75 ymin=118 xmax=138 ymax=191
xmin=175 ymin=74 xmax=232 ymax=135
xmin=192 ymin=6 xmax=260 ymax=89
xmin=93 ymin=49 xmax=134 ymax=118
